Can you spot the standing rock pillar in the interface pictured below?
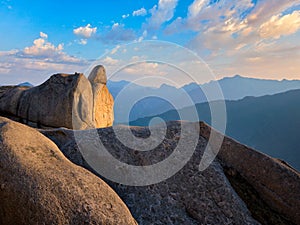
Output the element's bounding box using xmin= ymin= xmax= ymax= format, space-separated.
xmin=88 ymin=65 xmax=114 ymax=128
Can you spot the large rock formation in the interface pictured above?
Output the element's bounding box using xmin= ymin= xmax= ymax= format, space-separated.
xmin=0 ymin=66 xmax=114 ymax=130
xmin=41 ymin=121 xmax=300 ymax=225
xmin=0 ymin=117 xmax=137 ymax=225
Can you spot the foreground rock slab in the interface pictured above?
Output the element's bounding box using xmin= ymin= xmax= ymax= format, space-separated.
xmin=0 ymin=117 xmax=137 ymax=225
xmin=42 ymin=122 xmax=269 ymax=225
xmin=42 ymin=121 xmax=300 ymax=225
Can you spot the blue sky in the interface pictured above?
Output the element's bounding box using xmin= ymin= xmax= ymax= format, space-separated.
xmin=0 ymin=0 xmax=300 ymax=86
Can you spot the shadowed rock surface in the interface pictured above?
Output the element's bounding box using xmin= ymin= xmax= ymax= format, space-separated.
xmin=0 ymin=73 xmax=93 ymax=129
xmin=0 ymin=66 xmax=114 ymax=130
xmin=0 ymin=117 xmax=137 ymax=225
xmin=41 ymin=121 xmax=300 ymax=225
xmin=200 ymin=123 xmax=300 ymax=225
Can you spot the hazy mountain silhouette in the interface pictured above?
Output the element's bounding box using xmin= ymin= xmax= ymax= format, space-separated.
xmin=131 ymin=89 xmax=300 ymax=171
xmin=107 ymin=80 xmax=185 ymax=123
xmin=18 ymin=82 xmax=33 ymax=87
xmin=108 ymin=76 xmax=300 ymax=123
xmin=192 ymin=75 xmax=300 ymax=101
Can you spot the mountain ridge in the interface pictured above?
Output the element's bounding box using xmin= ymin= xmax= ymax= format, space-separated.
xmin=108 ymin=75 xmax=300 ymax=123
xmin=131 ymin=89 xmax=300 ymax=171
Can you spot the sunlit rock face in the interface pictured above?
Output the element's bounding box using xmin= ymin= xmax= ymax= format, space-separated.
xmin=88 ymin=65 xmax=114 ymax=128
xmin=0 ymin=117 xmax=137 ymax=225
xmin=0 ymin=65 xmax=114 ymax=129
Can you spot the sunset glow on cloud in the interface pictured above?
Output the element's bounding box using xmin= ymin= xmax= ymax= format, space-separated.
xmin=0 ymin=0 xmax=299 ymax=85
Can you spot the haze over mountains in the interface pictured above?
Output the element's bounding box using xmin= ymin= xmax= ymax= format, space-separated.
xmin=131 ymin=89 xmax=300 ymax=171
xmin=15 ymin=75 xmax=300 ymax=171
xmin=108 ymin=75 xmax=300 ymax=123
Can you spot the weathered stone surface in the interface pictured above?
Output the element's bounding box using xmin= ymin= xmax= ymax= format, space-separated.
xmin=0 ymin=73 xmax=93 ymax=129
xmin=199 ymin=122 xmax=300 ymax=225
xmin=88 ymin=65 xmax=107 ymax=84
xmin=0 ymin=117 xmax=137 ymax=225
xmin=88 ymin=66 xmax=114 ymax=128
xmin=0 ymin=66 xmax=114 ymax=129
xmin=0 ymin=86 xmax=29 ymax=118
xmin=42 ymin=121 xmax=300 ymax=224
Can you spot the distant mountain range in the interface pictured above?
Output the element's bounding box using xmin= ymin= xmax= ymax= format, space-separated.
xmin=107 ymin=75 xmax=300 ymax=123
xmin=131 ymin=89 xmax=300 ymax=171
xmin=13 ymin=76 xmax=300 ymax=171
xmin=18 ymin=82 xmax=33 ymax=87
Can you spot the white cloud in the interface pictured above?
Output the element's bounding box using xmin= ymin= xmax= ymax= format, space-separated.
xmin=181 ymin=0 xmax=298 ymax=55
xmin=245 ymin=56 xmax=262 ymax=62
xmin=0 ymin=55 xmax=87 ymax=85
xmin=1 ymin=0 xmax=12 ymax=10
xmin=112 ymin=22 xmax=120 ymax=29
xmin=123 ymin=62 xmax=166 ymax=76
xmin=20 ymin=35 xmax=82 ymax=63
xmin=177 ymin=0 xmax=300 ymax=81
xmin=259 ymin=11 xmax=300 ymax=39
xmin=165 ymin=0 xmax=259 ymax=34
xmin=188 ymin=0 xmax=207 ymax=19
xmin=0 ymin=68 xmax=10 ymax=74
xmin=137 ymin=30 xmax=148 ymax=42
xmin=216 ymin=38 xmax=300 ymax=80
xmin=188 ymin=0 xmax=254 ymax=31
xmin=97 ymin=23 xmax=136 ymax=44
xmin=0 ymin=49 xmax=18 ymax=57
xmin=0 ymin=34 xmax=88 ymax=85
xmin=147 ymin=0 xmax=178 ymax=30
xmin=133 ymin=7 xmax=147 ymax=16
xmin=247 ymin=0 xmax=298 ymax=26
xmin=73 ymin=24 xmax=97 ymax=38
xmin=111 ymin=45 xmax=121 ymax=55
xmin=0 ymin=62 xmax=12 ymax=74
xmin=23 ymin=37 xmax=63 ymax=57
xmin=122 ymin=14 xmax=130 ymax=19
xmin=102 ymin=56 xmax=119 ymax=66
xmin=78 ymin=39 xmax=88 ymax=45
xmin=39 ymin=32 xmax=48 ymax=39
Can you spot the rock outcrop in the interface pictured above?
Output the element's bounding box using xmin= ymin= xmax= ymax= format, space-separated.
xmin=0 ymin=117 xmax=137 ymax=225
xmin=200 ymin=122 xmax=300 ymax=225
xmin=42 ymin=121 xmax=300 ymax=225
xmin=88 ymin=65 xmax=114 ymax=128
xmin=0 ymin=66 xmax=114 ymax=130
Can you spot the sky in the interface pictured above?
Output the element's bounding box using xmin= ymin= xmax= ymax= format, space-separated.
xmin=0 ymin=0 xmax=300 ymax=86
